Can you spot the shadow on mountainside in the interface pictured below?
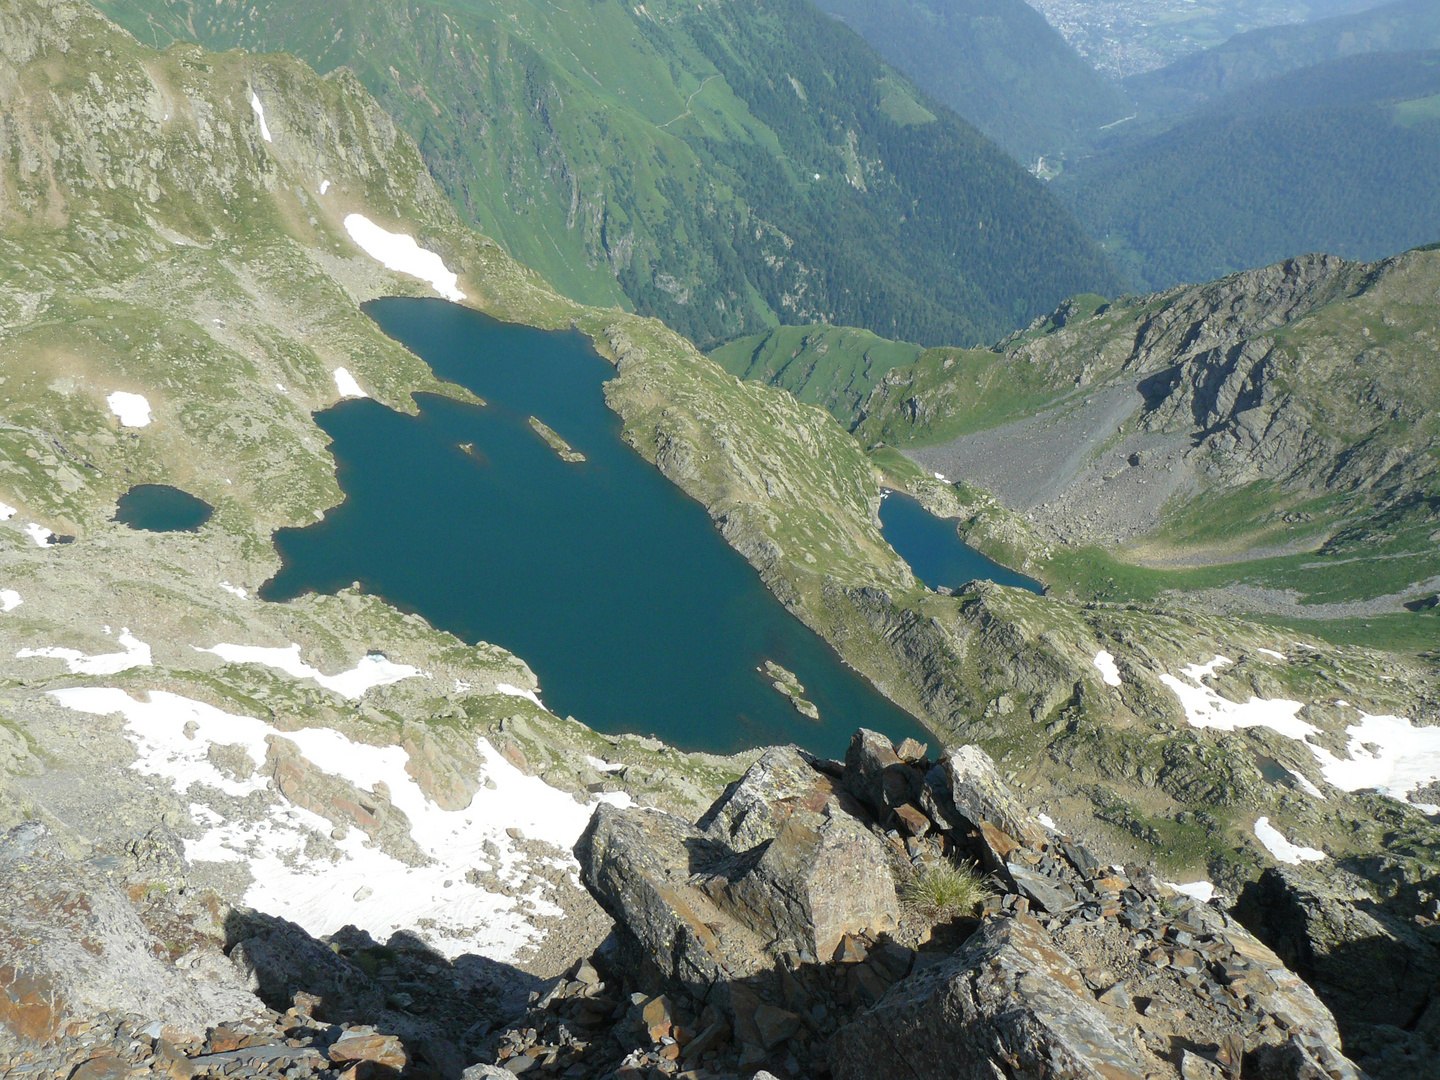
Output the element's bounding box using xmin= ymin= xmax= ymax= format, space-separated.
xmin=222 ymin=909 xmax=544 ymax=1079
xmin=1234 ymin=867 xmax=1440 ymax=1079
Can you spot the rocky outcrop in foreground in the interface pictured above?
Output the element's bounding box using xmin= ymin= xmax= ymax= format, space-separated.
xmin=4 ymin=727 xmax=1415 ymax=1080
xmin=473 ymin=729 xmax=1365 ymax=1079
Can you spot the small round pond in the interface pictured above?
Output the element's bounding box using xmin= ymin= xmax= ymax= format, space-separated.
xmin=878 ymin=490 xmax=1043 ymax=595
xmin=114 ymin=484 xmax=214 ymax=533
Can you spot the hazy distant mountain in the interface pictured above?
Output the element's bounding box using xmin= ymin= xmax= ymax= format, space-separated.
xmin=1056 ymin=49 xmax=1440 ymax=290
xmin=1126 ymin=0 xmax=1440 ymax=113
xmin=809 ymin=0 xmax=1129 ymax=163
xmin=97 ymin=0 xmax=1119 ymax=351
xmin=1025 ymin=0 xmax=1383 ymax=79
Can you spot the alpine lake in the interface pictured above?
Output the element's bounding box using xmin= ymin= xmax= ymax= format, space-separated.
xmin=264 ymin=299 xmax=1032 ymax=757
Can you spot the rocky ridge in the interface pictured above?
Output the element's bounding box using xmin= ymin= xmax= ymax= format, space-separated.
xmin=473 ymin=727 xmax=1389 ymax=1079
xmin=3 ymin=718 xmax=1436 ymax=1080
xmin=871 ymin=249 xmax=1440 ymax=561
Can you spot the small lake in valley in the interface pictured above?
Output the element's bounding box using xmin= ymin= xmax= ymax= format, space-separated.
xmin=262 ymin=298 xmax=931 ymax=757
xmin=877 ymin=490 xmax=1043 ymax=595
xmin=114 ymin=484 xmax=214 ymax=532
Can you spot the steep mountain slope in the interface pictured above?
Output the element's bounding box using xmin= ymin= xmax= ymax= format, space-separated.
xmin=1125 ymin=0 xmax=1440 ymax=114
xmin=3 ymin=10 xmax=1439 ymax=1038
xmin=809 ymin=0 xmax=1129 ymax=164
xmin=96 ymin=0 xmax=1118 ymax=350
xmin=1055 ymin=50 xmax=1440 ymax=290
xmin=860 ymin=249 xmax=1440 ymax=614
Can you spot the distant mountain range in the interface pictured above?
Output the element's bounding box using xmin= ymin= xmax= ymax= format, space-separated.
xmin=1056 ymin=48 xmax=1440 ymax=289
xmin=809 ymin=0 xmax=1129 ymax=163
xmin=97 ymin=0 xmax=1119 ymax=351
xmin=1125 ymin=0 xmax=1440 ymax=114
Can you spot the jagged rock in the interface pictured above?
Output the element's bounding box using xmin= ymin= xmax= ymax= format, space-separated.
xmin=1006 ymin=862 xmax=1076 ymax=913
xmin=0 ymin=823 xmax=259 ymax=1044
xmin=828 ymin=914 xmax=1149 ymax=1080
xmin=940 ymin=745 xmax=1045 ymax=845
xmin=699 ymin=745 xmax=859 ymax=850
xmin=328 ymin=1027 xmax=407 ymax=1070
xmin=265 ymin=736 xmax=426 ymax=865
xmin=460 ymin=1065 xmax=511 ymax=1079
xmin=752 ymin=1004 xmax=800 ymax=1049
xmin=402 ymin=730 xmax=480 ymax=812
xmin=1235 ymin=866 xmax=1440 ymax=1064
xmin=227 ymin=912 xmax=378 ymax=1016
xmin=575 ymin=803 xmax=770 ymax=997
xmin=700 ymin=803 xmax=899 ymax=960
xmin=1181 ymin=1050 xmax=1227 ymax=1080
xmin=843 ymin=728 xmax=921 ymax=820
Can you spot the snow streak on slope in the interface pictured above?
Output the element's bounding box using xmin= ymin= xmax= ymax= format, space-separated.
xmin=343 ymin=214 xmax=465 ymax=302
xmin=196 ymin=642 xmax=423 ymax=699
xmin=51 ymin=687 xmax=631 ymax=961
xmin=1162 ymin=655 xmax=1440 ymax=811
xmin=17 ymin=629 xmax=152 ymax=674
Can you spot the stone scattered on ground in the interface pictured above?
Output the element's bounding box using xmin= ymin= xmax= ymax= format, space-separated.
xmin=4 ymin=728 xmax=1417 ymax=1080
xmin=474 ymin=729 xmax=1364 ymax=1080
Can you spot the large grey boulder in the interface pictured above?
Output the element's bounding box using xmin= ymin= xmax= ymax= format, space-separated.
xmin=939 ymin=744 xmax=1045 ymax=846
xmin=575 ymin=802 xmax=771 ymax=998
xmin=1236 ymin=866 xmax=1440 ymax=1069
xmin=226 ymin=911 xmax=379 ymax=1016
xmin=829 ymin=914 xmax=1149 ymax=1080
xmin=699 ymin=801 xmax=899 ymax=961
xmin=699 ymin=745 xmax=861 ymax=850
xmin=842 ymin=729 xmax=921 ymax=821
xmin=578 ymin=746 xmax=902 ymax=985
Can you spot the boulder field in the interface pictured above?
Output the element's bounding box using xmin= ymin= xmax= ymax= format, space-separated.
xmin=5 ymin=728 xmax=1436 ymax=1079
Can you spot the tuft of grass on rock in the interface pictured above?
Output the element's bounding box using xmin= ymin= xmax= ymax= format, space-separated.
xmin=899 ymin=860 xmax=990 ymax=920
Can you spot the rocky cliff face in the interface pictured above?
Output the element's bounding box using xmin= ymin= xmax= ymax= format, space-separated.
xmin=868 ymin=249 xmax=1440 ymax=557
xmin=538 ymin=728 xmax=1372 ymax=1079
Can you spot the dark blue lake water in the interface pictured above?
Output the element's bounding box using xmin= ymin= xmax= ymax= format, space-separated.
xmin=262 ymin=298 xmax=931 ymax=757
xmin=878 ymin=491 xmax=1043 ymax=595
xmin=114 ymin=484 xmax=213 ymax=532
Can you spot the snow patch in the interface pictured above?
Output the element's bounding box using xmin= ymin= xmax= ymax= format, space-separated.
xmin=1036 ymin=812 xmax=1058 ymax=832
xmin=332 ymin=367 xmax=367 ymax=399
xmin=495 ymin=683 xmax=544 ymax=709
xmin=25 ymin=524 xmax=55 ymax=548
xmin=585 ymin=755 xmax=627 ymax=774
xmin=49 ymin=687 xmax=631 ymax=961
xmin=1310 ymin=711 xmax=1440 ymax=806
xmin=197 ymin=643 xmax=424 ymax=700
xmin=0 ymin=503 xmax=16 ymax=520
xmin=218 ymin=582 xmax=248 ymax=599
xmin=1165 ymin=880 xmax=1216 ymax=903
xmin=1163 ymin=655 xmax=1440 ymax=809
xmin=1286 ymin=767 xmax=1326 ymax=799
xmin=0 ymin=590 xmax=20 ymax=612
xmin=319 ymin=179 xmax=330 ymax=195
xmin=1253 ymin=817 xmax=1325 ymax=864
xmin=1159 ymin=657 xmax=1315 ymax=742
xmin=249 ymin=91 xmax=272 ymax=142
xmin=932 ymin=472 xmax=946 ymax=482
xmin=17 ymin=629 xmax=152 ymax=675
xmin=1093 ymin=650 xmax=1122 ymax=687
xmin=106 ymin=391 xmax=152 ymax=428
xmin=1257 ymin=648 xmax=1287 ymax=661
xmin=343 ymin=214 xmax=465 ymax=303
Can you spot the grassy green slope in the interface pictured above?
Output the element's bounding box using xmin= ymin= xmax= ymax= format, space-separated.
xmin=810 ymin=0 xmax=1129 ymax=163
xmin=710 ymin=324 xmax=923 ymax=422
xmin=1056 ymin=51 xmax=1440 ymax=291
xmin=96 ymin=0 xmax=1119 ymax=351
